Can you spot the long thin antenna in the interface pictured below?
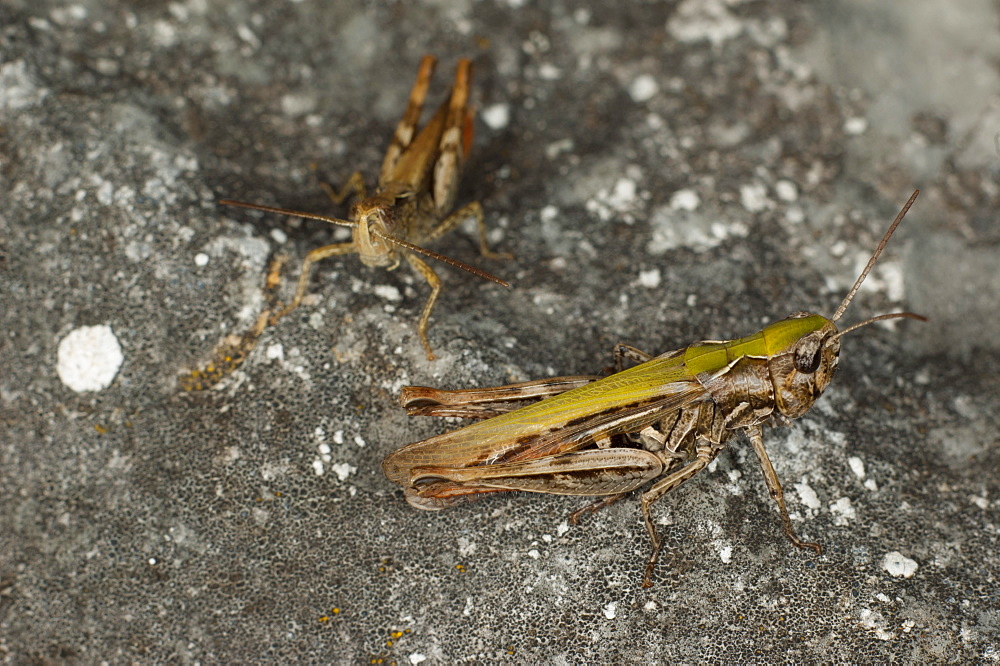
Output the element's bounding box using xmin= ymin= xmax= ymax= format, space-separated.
xmin=371 ymin=230 xmax=510 ymax=287
xmin=219 ymin=199 xmax=356 ymax=229
xmin=220 ymin=199 xmax=509 ymax=288
xmin=832 ymin=190 xmax=919 ymax=323
xmin=831 ymin=311 xmax=927 ymax=341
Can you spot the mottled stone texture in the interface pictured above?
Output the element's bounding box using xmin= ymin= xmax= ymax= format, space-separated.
xmin=2 ymin=0 xmax=998 ymax=662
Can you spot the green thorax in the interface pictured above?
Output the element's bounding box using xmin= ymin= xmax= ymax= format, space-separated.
xmin=683 ymin=313 xmax=832 ymax=376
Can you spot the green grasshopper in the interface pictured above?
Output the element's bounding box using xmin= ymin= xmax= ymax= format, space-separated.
xmin=383 ymin=191 xmax=925 ymax=587
xmin=220 ymin=55 xmax=509 ymax=360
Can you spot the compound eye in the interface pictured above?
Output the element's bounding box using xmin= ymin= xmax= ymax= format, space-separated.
xmin=793 ymin=333 xmax=824 ymax=374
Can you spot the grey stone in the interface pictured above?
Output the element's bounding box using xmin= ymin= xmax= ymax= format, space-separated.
xmin=2 ymin=0 xmax=998 ymax=662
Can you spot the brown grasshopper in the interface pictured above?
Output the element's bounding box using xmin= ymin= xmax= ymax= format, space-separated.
xmin=383 ymin=191 xmax=926 ymax=587
xmin=220 ymin=55 xmax=509 ymax=360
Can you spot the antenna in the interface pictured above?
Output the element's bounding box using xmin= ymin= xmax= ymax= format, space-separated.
xmin=831 ymin=190 xmax=919 ymax=323
xmin=219 ymin=200 xmax=509 ymax=287
xmin=830 ymin=311 xmax=927 ymax=342
xmin=371 ymin=231 xmax=509 ymax=286
xmin=219 ymin=199 xmax=356 ymax=229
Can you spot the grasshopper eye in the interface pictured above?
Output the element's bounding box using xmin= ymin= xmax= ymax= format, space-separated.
xmin=793 ymin=333 xmax=824 ymax=374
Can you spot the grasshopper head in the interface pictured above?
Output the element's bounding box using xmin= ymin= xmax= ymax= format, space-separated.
xmin=768 ymin=313 xmax=842 ymax=419
xmin=770 ymin=190 xmax=927 ymax=419
xmin=351 ymin=196 xmax=510 ymax=289
xmin=352 ymin=201 xmax=402 ymax=269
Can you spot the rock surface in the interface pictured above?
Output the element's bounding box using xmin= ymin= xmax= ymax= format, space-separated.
xmin=2 ymin=0 xmax=998 ymax=662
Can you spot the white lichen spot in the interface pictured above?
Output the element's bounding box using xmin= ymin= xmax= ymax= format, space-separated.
xmin=408 ymin=654 xmax=427 ymax=665
xmin=669 ymin=188 xmax=700 ymax=211
xmin=457 ymin=537 xmax=477 ymax=557
xmin=952 ymin=395 xmax=978 ymax=420
xmin=97 ymin=180 xmax=115 ymax=206
xmin=527 ymin=549 xmax=540 ymax=559
xmin=848 ymin=456 xmax=866 ymax=479
xmin=859 ymin=608 xmax=894 ymax=640
xmin=265 ymin=343 xmax=284 ymax=360
xmin=775 ymin=179 xmax=798 ymax=202
xmin=0 ymin=60 xmax=50 ymax=111
xmin=608 ymin=178 xmax=637 ymax=206
xmin=194 ymin=252 xmax=209 ymax=267
xmin=152 ymin=19 xmax=178 ymax=47
xmin=56 ymin=325 xmax=124 ymax=392
xmin=603 ymin=601 xmax=617 ymax=620
xmin=545 ymin=138 xmax=574 ymax=160
xmin=844 ymin=117 xmax=868 ymax=135
xmin=373 ymin=285 xmax=402 ymax=302
xmin=270 ymin=228 xmax=288 ymax=244
xmin=882 ymin=551 xmax=918 ymax=578
xmin=829 ymin=497 xmax=856 ymax=526
xmin=970 ymin=495 xmax=989 ymax=510
xmin=332 ymin=462 xmax=357 ymax=481
xmin=280 ymin=93 xmax=316 ymax=117
xmin=312 ymin=459 xmax=325 ymax=476
xmin=236 ymin=23 xmax=261 ymax=49
xmin=628 ymin=74 xmax=659 ymax=103
xmin=556 ymin=521 xmax=570 ymax=537
xmin=481 ymin=103 xmax=510 ymax=130
xmin=50 ymin=4 xmax=87 ymax=24
xmin=586 ymin=177 xmax=640 ymax=222
xmin=260 ymin=461 xmax=289 ymax=481
xmin=614 ymin=178 xmax=637 ymax=201
xmin=252 ymin=507 xmax=269 ymax=526
xmin=354 ymin=435 xmax=366 ymax=448
xmin=667 ymin=0 xmax=742 ymax=47
xmin=648 ymin=205 xmax=747 ymax=254
xmin=875 ymin=259 xmax=905 ymax=303
xmin=739 ymin=182 xmax=769 ymax=212
xmin=333 ymin=430 xmax=344 ymax=445
xmin=794 ymin=482 xmax=822 ymax=511
xmin=718 ymin=545 xmax=733 ymax=564
xmin=637 ymin=268 xmax=661 ymax=288
xmin=538 ymin=63 xmax=562 ymax=80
